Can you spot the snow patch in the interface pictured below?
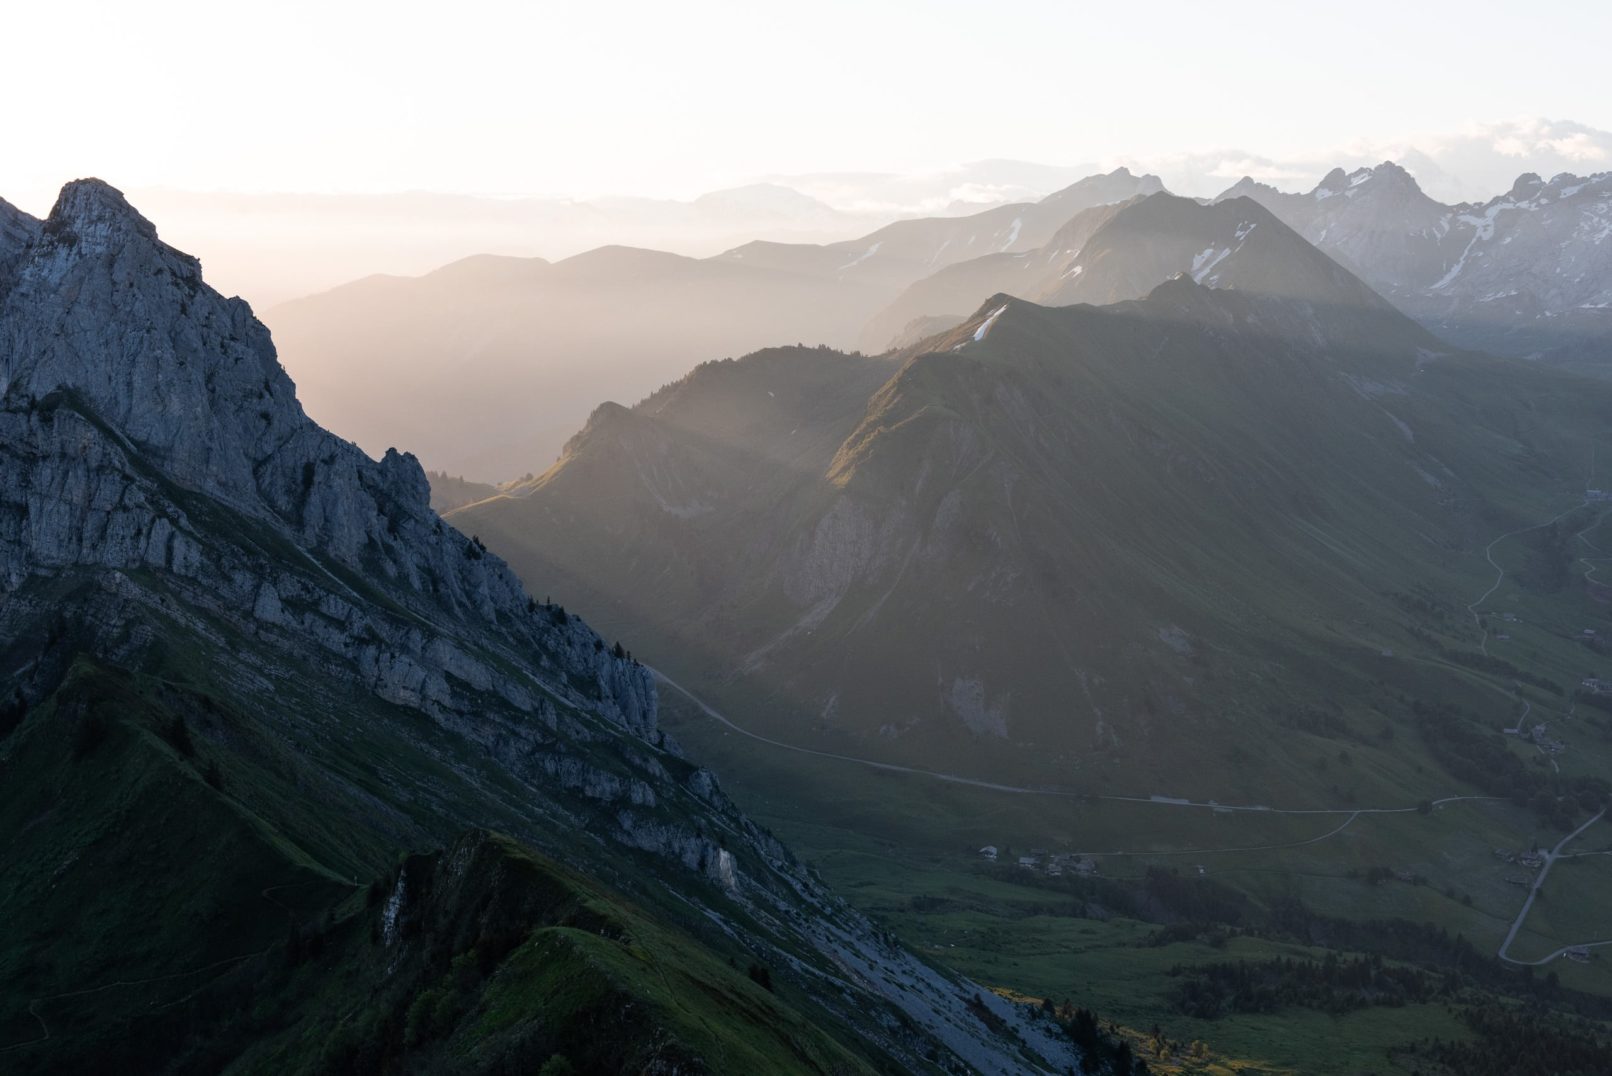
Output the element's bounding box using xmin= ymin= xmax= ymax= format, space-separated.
xmin=1191 ymin=246 xmax=1232 ymax=283
xmin=838 ymin=241 xmax=883 ymax=271
xmin=973 ymin=303 xmax=1009 ymax=342
xmin=997 ymin=216 xmax=1022 ymax=251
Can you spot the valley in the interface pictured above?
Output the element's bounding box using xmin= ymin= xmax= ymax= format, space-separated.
xmin=630 ymin=494 xmax=1612 ymax=1072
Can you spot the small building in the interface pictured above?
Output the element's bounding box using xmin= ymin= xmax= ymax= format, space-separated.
xmin=1520 ymin=852 xmax=1546 ymax=869
xmin=1567 ymin=946 xmax=1593 ymax=962
xmin=1584 ymin=628 xmax=1598 ymax=637
xmin=978 ymin=845 xmax=998 ymax=861
xmin=1017 ymin=856 xmax=1037 ymax=870
xmin=1502 ymin=612 xmax=1518 ymax=623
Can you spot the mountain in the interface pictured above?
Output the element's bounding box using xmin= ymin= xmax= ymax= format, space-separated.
xmin=265 ymin=245 xmax=879 ymax=479
xmin=453 ymin=252 xmax=1612 ymax=796
xmin=0 ymin=180 xmax=1078 ymax=1073
xmin=720 ymin=168 xmax=1165 ymax=298
xmin=1214 ymin=162 xmax=1612 ymax=370
xmin=100 ymin=182 xmax=900 ymax=309
xmin=263 ymin=168 xmax=1163 ymax=480
xmin=868 ymin=165 xmax=1612 ymax=373
xmin=863 ymin=191 xmax=1384 ymax=349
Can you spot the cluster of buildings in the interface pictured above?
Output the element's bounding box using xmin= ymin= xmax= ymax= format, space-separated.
xmin=1493 ymin=846 xmax=1546 ymax=871
xmin=1501 ymin=722 xmax=1566 ymax=754
xmin=978 ymin=846 xmax=1100 ymax=878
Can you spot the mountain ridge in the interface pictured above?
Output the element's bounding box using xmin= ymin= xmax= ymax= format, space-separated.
xmin=264 ymin=167 xmax=1165 ymax=478
xmin=454 ymin=257 xmax=1612 ymax=800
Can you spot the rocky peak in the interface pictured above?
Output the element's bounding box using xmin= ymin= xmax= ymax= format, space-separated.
xmin=1329 ymin=161 xmax=1424 ymax=201
xmin=1508 ymin=172 xmax=1546 ymax=200
xmin=1367 ymin=160 xmax=1416 ymax=185
xmin=1040 ymin=167 xmax=1166 ymax=209
xmin=43 ymin=178 xmax=162 ymax=253
xmin=1317 ymin=167 xmax=1351 ymax=194
xmin=1221 ymin=175 xmax=1269 ymax=197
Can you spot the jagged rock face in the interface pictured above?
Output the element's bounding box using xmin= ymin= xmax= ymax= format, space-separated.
xmin=1215 ymin=163 xmax=1612 ymax=363
xmin=0 ymin=179 xmax=657 ymax=736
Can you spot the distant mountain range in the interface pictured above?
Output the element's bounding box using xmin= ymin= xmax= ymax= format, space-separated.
xmin=265 ymin=168 xmax=1165 ymax=478
xmin=267 ymin=154 xmax=1612 ymax=482
xmin=450 ymin=198 xmax=1612 ymax=793
xmin=1216 ymin=163 xmax=1612 ymax=371
xmin=0 ymin=180 xmax=1074 ymax=1073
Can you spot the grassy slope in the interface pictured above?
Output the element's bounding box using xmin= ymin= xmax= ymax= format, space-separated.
xmin=0 ymin=629 xmax=910 ymax=1074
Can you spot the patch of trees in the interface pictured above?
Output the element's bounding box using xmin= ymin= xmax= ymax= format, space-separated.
xmin=1405 ymin=628 xmax=1564 ymax=695
xmin=979 ymin=857 xmax=1612 ymax=1025
xmin=975 ymin=865 xmax=1253 ymax=927
xmin=1034 ymin=1001 xmax=1152 ymax=1075
xmin=1413 ymin=699 xmax=1607 ymax=828
xmin=1514 ymin=519 xmax=1576 ymax=593
xmin=1573 ymin=689 xmax=1612 ymax=717
xmin=1167 ymin=954 xmax=1438 ymax=1019
xmin=1389 ymin=586 xmax=1458 ymax=625
xmin=1273 ymin=703 xmax=1359 ymax=742
xmin=1264 ymin=896 xmax=1612 ymax=1022
xmin=1399 ymin=1004 xmax=1612 ymax=1076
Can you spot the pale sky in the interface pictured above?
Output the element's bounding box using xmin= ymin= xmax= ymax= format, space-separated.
xmin=8 ymin=0 xmax=1612 ymax=213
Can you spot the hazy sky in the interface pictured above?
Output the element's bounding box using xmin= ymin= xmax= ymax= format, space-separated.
xmin=8 ymin=0 xmax=1612 ymax=211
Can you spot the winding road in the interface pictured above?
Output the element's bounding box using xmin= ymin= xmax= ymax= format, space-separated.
xmin=1497 ymin=807 xmax=1607 ymax=965
xmin=655 ymin=670 xmax=1495 ymax=830
xmin=1466 ymin=500 xmax=1586 ymax=657
xmin=1458 ymin=497 xmax=1612 ymax=964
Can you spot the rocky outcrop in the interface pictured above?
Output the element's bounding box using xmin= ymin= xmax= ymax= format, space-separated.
xmin=0 ymin=179 xmax=657 ymax=741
